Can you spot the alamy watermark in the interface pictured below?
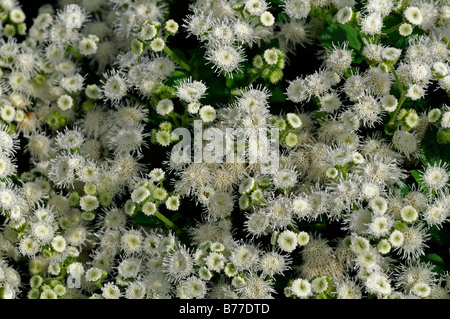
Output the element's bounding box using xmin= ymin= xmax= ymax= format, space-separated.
xmin=67 ymin=274 xmax=81 ymax=288
xmin=170 ymin=120 xmax=280 ymax=173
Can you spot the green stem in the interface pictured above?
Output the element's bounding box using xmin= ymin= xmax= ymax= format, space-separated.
xmin=163 ymin=33 xmax=170 ymax=42
xmin=170 ymin=113 xmax=181 ymax=127
xmin=163 ymin=46 xmax=191 ymax=72
xmin=390 ymin=63 xmax=406 ymax=96
xmin=383 ymin=23 xmax=403 ymax=35
xmin=385 ymin=64 xmax=407 ymax=134
xmin=185 ymin=117 xmax=198 ymax=123
xmin=245 ymin=68 xmax=263 ymax=87
xmin=180 ymin=107 xmax=189 ymax=127
xmin=67 ymin=45 xmax=83 ymax=60
xmin=52 ymin=269 xmax=67 ymax=283
xmin=155 ymin=211 xmax=179 ymax=231
xmin=126 ymin=92 xmax=146 ymax=105
xmin=239 ymin=9 xmax=245 ymax=20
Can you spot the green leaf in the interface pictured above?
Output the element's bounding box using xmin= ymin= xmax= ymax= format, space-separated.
xmin=269 ymin=86 xmax=286 ymax=103
xmin=267 ymin=0 xmax=284 ymax=6
xmin=277 ymin=12 xmax=289 ymax=22
xmin=225 ymin=76 xmax=235 ymax=89
xmin=318 ymin=23 xmax=362 ymax=52
xmin=382 ymin=14 xmax=403 ymax=32
xmin=394 ymin=222 xmax=407 ymax=231
xmin=429 ymin=225 xmax=448 ymax=246
xmin=171 ymin=212 xmax=183 ymax=223
xmin=171 ymin=48 xmax=187 ymax=63
xmin=421 ymin=125 xmax=450 ymax=165
xmin=423 ymin=253 xmax=446 ymax=273
xmin=225 ymin=71 xmax=246 ymax=89
xmin=133 ymin=213 xmax=164 ymax=229
xmin=352 ymin=52 xmax=365 ymax=64
xmin=203 ymin=77 xmax=229 ymax=105
xmin=260 ymin=38 xmax=281 ymax=52
xmin=411 ymin=170 xmax=431 ymax=195
xmin=165 ymin=70 xmax=188 ymax=87
xmin=437 ymin=128 xmax=450 ymax=144
xmin=425 ymin=253 xmax=445 ymax=265
xmin=399 ymin=182 xmax=411 ymax=196
xmin=411 ymin=170 xmax=422 ymax=185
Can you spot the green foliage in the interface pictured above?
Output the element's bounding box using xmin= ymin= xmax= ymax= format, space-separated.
xmin=318 ymin=23 xmax=362 ymax=52
xmin=269 ymin=86 xmax=286 ymax=104
xmin=133 ymin=212 xmax=164 ymax=229
xmin=421 ymin=125 xmax=450 ymax=166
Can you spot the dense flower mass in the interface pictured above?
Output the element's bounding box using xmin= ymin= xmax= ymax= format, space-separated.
xmin=0 ymin=0 xmax=449 ymax=300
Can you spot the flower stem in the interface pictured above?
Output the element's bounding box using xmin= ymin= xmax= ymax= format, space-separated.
xmin=67 ymin=45 xmax=83 ymax=60
xmin=170 ymin=113 xmax=181 ymax=127
xmin=383 ymin=23 xmax=402 ymax=35
xmin=126 ymin=92 xmax=146 ymax=105
xmin=155 ymin=211 xmax=179 ymax=231
xmin=385 ymin=63 xmax=407 ymax=134
xmin=180 ymin=107 xmax=190 ymax=127
xmin=164 ymin=46 xmax=191 ymax=72
xmin=245 ymin=68 xmax=263 ymax=86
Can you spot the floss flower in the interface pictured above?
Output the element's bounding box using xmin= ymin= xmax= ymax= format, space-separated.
xmin=0 ymin=0 xmax=448 ymax=301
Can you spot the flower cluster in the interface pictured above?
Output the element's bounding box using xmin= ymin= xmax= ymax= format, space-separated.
xmin=0 ymin=0 xmax=449 ymax=300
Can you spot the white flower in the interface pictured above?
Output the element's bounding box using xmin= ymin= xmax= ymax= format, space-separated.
xmin=165 ymin=19 xmax=179 ymax=34
xmin=381 ymin=47 xmax=401 ymax=62
xmin=411 ymin=282 xmax=431 ymax=298
xmin=78 ymin=37 xmax=98 ymax=56
xmin=286 ymin=113 xmax=302 ymax=128
xmin=361 ymin=13 xmax=383 ymax=35
xmin=57 ymin=95 xmax=73 ymax=111
xmin=199 ymin=105 xmax=216 ymax=122
xmin=283 ymin=0 xmax=311 ymax=19
xmin=291 ymin=278 xmax=312 ymax=299
xmin=404 ymin=6 xmax=423 ymax=25
xmin=102 ymin=71 xmax=128 ymax=103
xmin=156 ymin=99 xmax=174 ymax=116
xmin=335 ymin=6 xmax=353 ymax=24
xmin=0 ymin=104 xmax=15 ymax=123
xmin=441 ymin=111 xmax=450 ymax=128
xmin=421 ymin=162 xmax=449 ymax=193
xmin=277 ymin=230 xmax=298 ymax=252
xmin=389 ymin=230 xmax=404 ymax=247
xmin=206 ymin=45 xmax=244 ymax=77
xmin=176 ymin=79 xmax=207 ymax=103
xmin=79 ymin=195 xmax=99 ymax=212
xmin=245 ymin=0 xmax=267 ymax=16
xmin=381 ymin=95 xmax=397 ymax=112
xmin=392 ymin=129 xmax=419 ymax=159
xmin=131 ymin=186 xmax=150 ymax=204
xmin=102 ymin=282 xmax=121 ymax=299
xmin=10 ymin=8 xmax=26 ymax=23
xmin=297 ymin=231 xmax=310 ymax=246
xmin=368 ymin=216 xmax=392 ymax=237
xmin=399 ymin=23 xmax=413 ymax=36
xmin=264 ymin=48 xmax=280 ymax=65
xmin=365 ymin=272 xmax=391 ymax=296
xmin=51 ymin=235 xmax=66 ymax=253
xmin=260 ymin=11 xmax=275 ymax=27
xmin=166 ymin=195 xmax=180 ymax=211
xmin=150 ymin=38 xmax=165 ymax=52
xmin=142 ymin=201 xmax=157 ymax=216
xmin=67 ymin=262 xmax=85 ymax=277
